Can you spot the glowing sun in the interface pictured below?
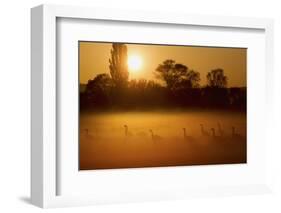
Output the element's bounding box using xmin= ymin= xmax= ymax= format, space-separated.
xmin=128 ymin=55 xmax=142 ymax=71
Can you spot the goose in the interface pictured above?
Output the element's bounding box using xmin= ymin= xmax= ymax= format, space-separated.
xmin=84 ymin=128 xmax=89 ymax=135
xmin=200 ymin=124 xmax=209 ymax=136
xmin=217 ymin=122 xmax=224 ymax=136
xmin=82 ymin=128 xmax=94 ymax=141
xmin=210 ymin=128 xmax=219 ymax=138
xmin=232 ymin=126 xmax=241 ymax=138
xmin=149 ymin=129 xmax=162 ymax=142
xmin=124 ymin=125 xmax=133 ymax=137
xmin=182 ymin=128 xmax=194 ymax=141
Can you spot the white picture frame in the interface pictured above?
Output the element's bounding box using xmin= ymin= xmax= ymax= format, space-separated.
xmin=31 ymin=4 xmax=274 ymax=208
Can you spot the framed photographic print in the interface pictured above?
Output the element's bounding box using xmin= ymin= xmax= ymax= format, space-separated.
xmin=78 ymin=41 xmax=247 ymax=170
xmin=31 ymin=4 xmax=274 ymax=208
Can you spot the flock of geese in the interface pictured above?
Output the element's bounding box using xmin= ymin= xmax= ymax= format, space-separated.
xmin=200 ymin=123 xmax=241 ymax=139
xmin=83 ymin=122 xmax=243 ymax=143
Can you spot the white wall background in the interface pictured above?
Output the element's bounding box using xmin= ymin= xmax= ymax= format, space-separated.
xmin=0 ymin=0 xmax=280 ymax=212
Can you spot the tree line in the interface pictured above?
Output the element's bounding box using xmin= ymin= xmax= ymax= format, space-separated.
xmin=80 ymin=43 xmax=246 ymax=111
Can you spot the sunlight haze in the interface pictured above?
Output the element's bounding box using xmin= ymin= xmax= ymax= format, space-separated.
xmin=79 ymin=41 xmax=246 ymax=87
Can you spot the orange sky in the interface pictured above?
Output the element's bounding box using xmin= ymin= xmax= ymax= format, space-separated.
xmin=79 ymin=41 xmax=246 ymax=87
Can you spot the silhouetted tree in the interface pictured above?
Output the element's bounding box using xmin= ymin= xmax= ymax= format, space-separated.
xmin=86 ymin=73 xmax=113 ymax=93
xmin=228 ymin=87 xmax=246 ymax=110
xmin=109 ymin=43 xmax=129 ymax=89
xmin=85 ymin=73 xmax=113 ymax=107
xmin=155 ymin=59 xmax=200 ymax=90
xmin=129 ymin=79 xmax=162 ymax=91
xmin=203 ymin=69 xmax=229 ymax=108
xmin=176 ymin=69 xmax=200 ymax=89
xmin=126 ymin=79 xmax=166 ymax=108
xmin=154 ymin=60 xmax=181 ymax=89
xmin=206 ymin=68 xmax=228 ymax=88
xmin=80 ymin=48 xmax=246 ymax=111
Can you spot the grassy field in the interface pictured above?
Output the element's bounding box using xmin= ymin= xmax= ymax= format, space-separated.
xmin=79 ymin=110 xmax=246 ymax=170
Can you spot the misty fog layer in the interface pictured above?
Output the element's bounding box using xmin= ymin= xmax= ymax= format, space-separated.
xmin=79 ymin=111 xmax=246 ymax=170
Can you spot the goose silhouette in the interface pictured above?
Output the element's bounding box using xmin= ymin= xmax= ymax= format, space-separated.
xmin=200 ymin=124 xmax=209 ymax=136
xmin=124 ymin=125 xmax=133 ymax=137
xmin=210 ymin=128 xmax=219 ymax=139
xmin=231 ymin=126 xmax=241 ymax=138
xmin=217 ymin=122 xmax=224 ymax=136
xmin=149 ymin=129 xmax=162 ymax=143
xmin=82 ymin=128 xmax=94 ymax=141
xmin=182 ymin=128 xmax=194 ymax=142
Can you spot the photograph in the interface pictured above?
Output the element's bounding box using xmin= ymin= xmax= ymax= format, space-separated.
xmin=79 ymin=41 xmax=247 ymax=170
